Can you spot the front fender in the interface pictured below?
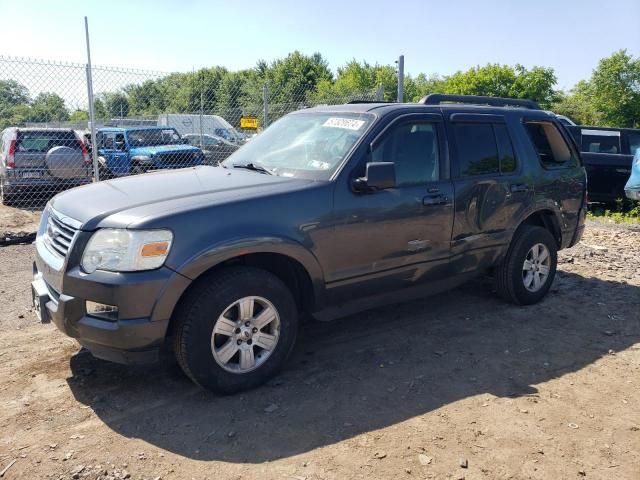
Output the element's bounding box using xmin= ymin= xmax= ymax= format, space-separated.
xmin=175 ymin=236 xmax=327 ymax=309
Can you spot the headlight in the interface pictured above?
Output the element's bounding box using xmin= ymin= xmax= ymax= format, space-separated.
xmin=81 ymin=229 xmax=173 ymax=273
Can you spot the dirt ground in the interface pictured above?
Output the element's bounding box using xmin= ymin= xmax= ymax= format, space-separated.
xmin=0 ymin=220 xmax=638 ymax=480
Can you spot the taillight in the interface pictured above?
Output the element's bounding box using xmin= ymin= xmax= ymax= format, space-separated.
xmin=6 ymin=137 xmax=17 ymax=169
xmin=78 ymin=139 xmax=91 ymax=166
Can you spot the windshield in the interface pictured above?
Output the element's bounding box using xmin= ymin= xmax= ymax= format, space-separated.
xmin=127 ymin=129 xmax=182 ymax=147
xmin=221 ymin=112 xmax=375 ymax=179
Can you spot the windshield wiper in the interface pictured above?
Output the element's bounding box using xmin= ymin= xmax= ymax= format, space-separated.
xmin=232 ymin=162 xmax=273 ymax=175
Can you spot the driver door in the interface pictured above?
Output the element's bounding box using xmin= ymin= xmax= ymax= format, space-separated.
xmin=327 ymin=113 xmax=455 ymax=302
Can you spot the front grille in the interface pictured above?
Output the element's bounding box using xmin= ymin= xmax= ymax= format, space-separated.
xmin=44 ymin=210 xmax=79 ymax=258
xmin=156 ymin=151 xmax=197 ymax=167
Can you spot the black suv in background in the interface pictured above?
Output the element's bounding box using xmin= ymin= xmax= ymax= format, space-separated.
xmin=32 ymin=95 xmax=587 ymax=393
xmin=567 ymin=125 xmax=640 ymax=203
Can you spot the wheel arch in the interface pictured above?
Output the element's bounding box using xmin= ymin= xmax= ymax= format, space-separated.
xmin=516 ymin=209 xmax=562 ymax=248
xmin=164 ymin=240 xmax=325 ymax=337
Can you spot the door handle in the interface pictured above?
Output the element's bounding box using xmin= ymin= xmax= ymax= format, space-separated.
xmin=509 ymin=183 xmax=529 ymax=193
xmin=423 ymin=194 xmax=449 ymax=206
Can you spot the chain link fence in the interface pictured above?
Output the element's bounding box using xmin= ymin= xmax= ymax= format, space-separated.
xmin=0 ymin=55 xmax=383 ymax=210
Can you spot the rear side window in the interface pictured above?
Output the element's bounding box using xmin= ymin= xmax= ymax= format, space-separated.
xmin=16 ymin=130 xmax=79 ymax=152
xmin=524 ymin=121 xmax=576 ymax=168
xmin=454 ymin=123 xmax=517 ymax=177
xmin=581 ymin=130 xmax=621 ymax=154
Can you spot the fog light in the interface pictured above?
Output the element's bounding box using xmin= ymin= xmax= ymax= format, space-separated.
xmin=86 ymin=301 xmax=118 ymax=321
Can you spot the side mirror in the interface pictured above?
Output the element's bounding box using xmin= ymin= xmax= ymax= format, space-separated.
xmin=352 ymin=162 xmax=396 ymax=192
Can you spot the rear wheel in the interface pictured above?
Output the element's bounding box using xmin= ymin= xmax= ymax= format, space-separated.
xmin=495 ymin=225 xmax=558 ymax=305
xmin=173 ymin=266 xmax=298 ymax=394
xmin=0 ymin=178 xmax=14 ymax=206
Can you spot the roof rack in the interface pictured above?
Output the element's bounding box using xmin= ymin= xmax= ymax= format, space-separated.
xmin=346 ymin=100 xmax=391 ymax=104
xmin=418 ymin=94 xmax=541 ymax=110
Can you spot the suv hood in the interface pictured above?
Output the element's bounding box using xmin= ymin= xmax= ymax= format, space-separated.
xmin=129 ymin=144 xmax=201 ymax=156
xmin=50 ymin=166 xmax=314 ymax=230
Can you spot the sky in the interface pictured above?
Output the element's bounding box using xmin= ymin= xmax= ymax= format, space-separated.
xmin=0 ymin=0 xmax=639 ymax=91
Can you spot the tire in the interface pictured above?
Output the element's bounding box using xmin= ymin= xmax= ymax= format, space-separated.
xmin=173 ymin=266 xmax=298 ymax=394
xmin=495 ymin=225 xmax=558 ymax=305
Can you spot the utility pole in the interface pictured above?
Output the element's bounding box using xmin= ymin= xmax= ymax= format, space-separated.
xmin=84 ymin=16 xmax=100 ymax=182
xmin=396 ymin=55 xmax=404 ymax=103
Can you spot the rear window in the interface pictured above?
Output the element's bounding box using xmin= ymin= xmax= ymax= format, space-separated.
xmin=16 ymin=131 xmax=79 ymax=153
xmin=524 ymin=121 xmax=576 ymax=168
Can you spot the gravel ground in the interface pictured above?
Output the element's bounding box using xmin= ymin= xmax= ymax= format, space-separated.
xmin=0 ymin=220 xmax=638 ymax=480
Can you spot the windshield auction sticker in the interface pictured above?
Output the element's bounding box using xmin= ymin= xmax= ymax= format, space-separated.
xmin=323 ymin=117 xmax=366 ymax=130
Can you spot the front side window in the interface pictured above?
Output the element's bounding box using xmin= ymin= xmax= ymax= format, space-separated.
xmin=222 ymin=112 xmax=375 ymax=180
xmin=524 ymin=121 xmax=576 ymax=168
xmin=370 ymin=122 xmax=439 ymax=186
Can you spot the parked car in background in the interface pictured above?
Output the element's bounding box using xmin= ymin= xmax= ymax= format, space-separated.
xmin=95 ymin=127 xmax=205 ymax=177
xmin=182 ymin=133 xmax=239 ymax=165
xmin=566 ymin=125 xmax=640 ymax=204
xmin=32 ymin=95 xmax=586 ymax=393
xmin=0 ymin=127 xmax=92 ymax=205
xmin=158 ymin=114 xmax=248 ymax=145
xmin=624 ymin=148 xmax=640 ymax=200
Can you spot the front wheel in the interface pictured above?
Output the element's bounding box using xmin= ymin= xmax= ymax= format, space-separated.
xmin=495 ymin=225 xmax=558 ymax=305
xmin=173 ymin=267 xmax=298 ymax=394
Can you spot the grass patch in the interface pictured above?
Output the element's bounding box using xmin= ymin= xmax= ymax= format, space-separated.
xmin=587 ymin=199 xmax=640 ymax=224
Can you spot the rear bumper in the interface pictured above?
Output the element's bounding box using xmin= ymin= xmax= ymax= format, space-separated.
xmin=3 ymin=174 xmax=92 ymax=191
xmin=625 ymin=189 xmax=640 ymax=201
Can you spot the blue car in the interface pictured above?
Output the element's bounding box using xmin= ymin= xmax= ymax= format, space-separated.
xmin=95 ymin=127 xmax=205 ymax=177
xmin=624 ymin=148 xmax=640 ymax=200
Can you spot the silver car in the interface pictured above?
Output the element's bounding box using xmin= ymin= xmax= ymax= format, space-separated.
xmin=0 ymin=127 xmax=92 ymax=206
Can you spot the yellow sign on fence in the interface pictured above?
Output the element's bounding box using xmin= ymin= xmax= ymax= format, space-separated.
xmin=240 ymin=116 xmax=258 ymax=129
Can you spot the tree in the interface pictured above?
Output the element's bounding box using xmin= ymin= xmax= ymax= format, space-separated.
xmin=0 ymin=80 xmax=31 ymax=129
xmin=442 ymin=63 xmax=558 ymax=108
xmin=312 ymin=59 xmax=395 ymax=102
xmin=551 ymin=81 xmax=602 ymax=126
xmin=70 ymin=110 xmax=90 ymax=121
xmin=30 ymin=92 xmax=69 ymax=122
xmin=102 ymin=92 xmax=129 ymax=118
xmin=263 ymin=51 xmax=333 ymax=105
xmin=589 ymin=49 xmax=640 ymax=128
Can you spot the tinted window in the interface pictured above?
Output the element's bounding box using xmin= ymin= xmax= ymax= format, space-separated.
xmin=581 ymin=131 xmax=621 ymax=154
xmin=16 ymin=130 xmax=79 ymax=152
xmin=494 ymin=124 xmax=516 ymax=173
xmin=455 ymin=123 xmax=499 ymax=176
xmin=371 ymin=122 xmax=439 ymax=186
xmin=628 ymin=132 xmax=640 ymax=156
xmin=524 ymin=121 xmax=576 ymax=168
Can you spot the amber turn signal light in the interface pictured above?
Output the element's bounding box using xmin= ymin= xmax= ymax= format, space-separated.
xmin=140 ymin=241 xmax=170 ymax=257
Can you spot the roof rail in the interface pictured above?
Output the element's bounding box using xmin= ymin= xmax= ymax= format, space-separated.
xmin=418 ymin=94 xmax=541 ymax=110
xmin=346 ymin=100 xmax=391 ymax=104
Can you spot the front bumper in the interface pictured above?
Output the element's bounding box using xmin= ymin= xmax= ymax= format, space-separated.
xmin=33 ymin=228 xmax=191 ymax=364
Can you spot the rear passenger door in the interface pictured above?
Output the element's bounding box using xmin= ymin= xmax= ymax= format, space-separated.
xmin=447 ymin=114 xmax=532 ymax=272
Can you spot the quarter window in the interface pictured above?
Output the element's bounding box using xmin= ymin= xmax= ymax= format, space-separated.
xmin=524 ymin=121 xmax=576 ymax=168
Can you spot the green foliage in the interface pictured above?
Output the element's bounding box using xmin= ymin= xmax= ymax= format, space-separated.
xmin=587 ymin=200 xmax=640 ymax=224
xmin=553 ymin=50 xmax=640 ymax=128
xmin=70 ymin=110 xmax=89 ymax=121
xmin=30 ymin=93 xmax=69 ymax=122
xmin=101 ymin=92 xmax=129 ymax=118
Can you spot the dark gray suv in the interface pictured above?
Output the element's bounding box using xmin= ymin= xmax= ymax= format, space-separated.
xmin=31 ymin=95 xmax=587 ymax=393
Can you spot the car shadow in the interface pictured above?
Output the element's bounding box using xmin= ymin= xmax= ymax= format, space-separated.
xmin=67 ymin=271 xmax=640 ymax=463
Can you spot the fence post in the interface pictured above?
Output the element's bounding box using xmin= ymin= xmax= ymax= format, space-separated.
xmin=262 ymin=84 xmax=269 ymax=128
xmin=84 ymin=16 xmax=99 ymax=182
xmin=396 ymin=54 xmax=404 ymax=103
